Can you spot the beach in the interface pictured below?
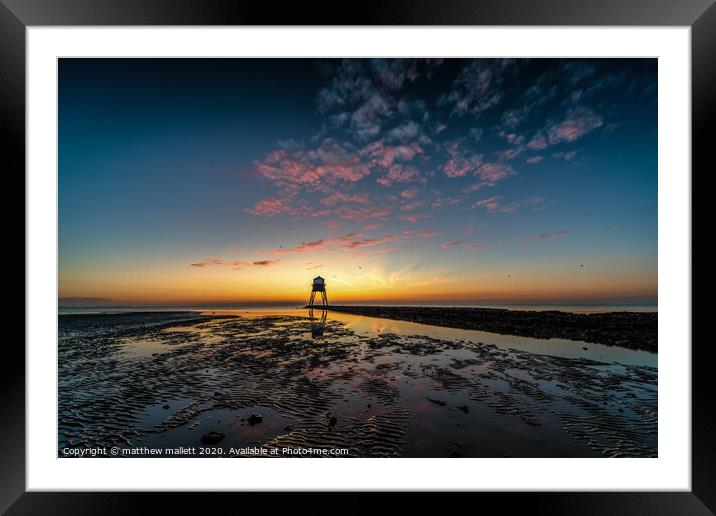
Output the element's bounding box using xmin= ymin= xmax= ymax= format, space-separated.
xmin=319 ymin=305 xmax=658 ymax=352
xmin=58 ymin=307 xmax=657 ymax=458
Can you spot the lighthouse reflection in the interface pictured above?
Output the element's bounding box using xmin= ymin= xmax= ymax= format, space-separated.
xmin=308 ymin=309 xmax=328 ymax=338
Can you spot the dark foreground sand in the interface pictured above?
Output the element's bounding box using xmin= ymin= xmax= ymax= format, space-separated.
xmin=58 ymin=310 xmax=657 ymax=458
xmin=318 ymin=306 xmax=657 ymax=352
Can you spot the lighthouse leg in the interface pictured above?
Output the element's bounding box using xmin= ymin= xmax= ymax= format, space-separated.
xmin=322 ymin=291 xmax=328 ymax=306
xmin=309 ymin=291 xmax=316 ymax=307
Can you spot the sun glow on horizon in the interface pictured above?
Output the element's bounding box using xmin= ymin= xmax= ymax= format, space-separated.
xmin=59 ymin=58 xmax=657 ymax=307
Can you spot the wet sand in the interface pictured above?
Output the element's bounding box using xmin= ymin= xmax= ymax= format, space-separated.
xmin=318 ymin=305 xmax=658 ymax=352
xmin=58 ymin=310 xmax=657 ymax=458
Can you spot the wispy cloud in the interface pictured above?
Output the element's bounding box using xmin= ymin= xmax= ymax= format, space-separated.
xmin=271 ymin=227 xmax=434 ymax=256
xmin=376 ymin=164 xmax=424 ymax=187
xmin=190 ymin=258 xmax=279 ymax=270
xmin=191 ymin=257 xmax=225 ymax=268
xmin=438 ymin=59 xmax=518 ymax=117
xmin=546 ymin=107 xmax=603 ymax=145
xmin=273 ymin=239 xmax=328 ymax=254
xmin=253 ymin=260 xmax=279 ymax=267
xmin=472 ymin=196 xmax=501 ymax=211
xmin=316 ymin=59 xmax=443 ymax=141
xmin=553 ymin=150 xmax=578 ymax=161
xmin=246 ymin=198 xmax=301 ymax=217
xmin=404 ymin=229 xmax=435 ymax=238
xmin=472 ymin=195 xmax=520 ymax=213
xmin=253 ymin=138 xmax=373 ymax=196
xmin=320 ymin=192 xmax=370 ymax=206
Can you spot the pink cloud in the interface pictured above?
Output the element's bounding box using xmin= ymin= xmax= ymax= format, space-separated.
xmin=336 ymin=233 xmax=400 ymax=250
xmin=326 ymin=220 xmax=342 ymax=231
xmin=404 ymin=229 xmax=435 ymax=238
xmin=254 ymin=138 xmax=373 ymax=194
xmin=496 ymin=147 xmax=525 ymax=161
xmin=320 ymin=192 xmax=370 ymax=206
xmin=376 ymin=164 xmax=424 ymax=187
xmin=502 ymin=132 xmax=525 ymax=145
xmin=441 ymin=142 xmax=483 ymax=178
xmin=526 ymin=155 xmax=544 ymax=164
xmin=273 ymin=239 xmax=328 ymax=254
xmin=471 ymin=196 xmax=519 ymax=213
xmin=246 ymin=198 xmax=299 ymax=217
xmin=441 ymin=142 xmax=514 ymax=185
xmin=463 ymin=182 xmax=488 ymax=194
xmin=441 ymin=240 xmax=465 ymax=249
xmin=477 ymin=162 xmax=513 ymax=183
xmin=400 ymin=200 xmax=426 ymax=211
xmin=431 ymin=196 xmax=460 ymax=209
xmin=400 ymin=188 xmax=420 ymax=198
xmin=335 ymin=205 xmax=391 ymax=221
xmin=546 ymin=107 xmax=603 ymax=145
xmin=273 ymin=229 xmax=418 ymax=255
xmin=248 ymin=196 xmax=389 ymax=222
xmin=472 ymin=196 xmax=502 ymax=211
xmin=527 ymin=131 xmax=548 ymax=150
xmin=398 ymin=214 xmax=420 ymax=223
xmin=363 ymin=140 xmax=424 ymax=168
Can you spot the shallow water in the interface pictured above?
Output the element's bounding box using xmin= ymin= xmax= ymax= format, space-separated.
xmin=201 ymin=309 xmax=656 ymax=367
xmin=58 ymin=310 xmax=657 ymax=458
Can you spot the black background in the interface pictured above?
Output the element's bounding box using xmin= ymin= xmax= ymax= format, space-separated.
xmin=0 ymin=0 xmax=709 ymax=513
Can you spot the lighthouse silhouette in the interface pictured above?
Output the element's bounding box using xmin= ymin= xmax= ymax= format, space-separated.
xmin=308 ymin=276 xmax=328 ymax=307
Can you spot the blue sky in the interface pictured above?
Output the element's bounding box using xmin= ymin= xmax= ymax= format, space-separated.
xmin=58 ymin=58 xmax=657 ymax=305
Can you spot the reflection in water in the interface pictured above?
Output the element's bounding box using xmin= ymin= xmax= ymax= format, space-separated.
xmin=308 ymin=309 xmax=327 ymax=338
xmin=214 ymin=309 xmax=655 ymax=367
xmin=59 ymin=310 xmax=657 ymax=458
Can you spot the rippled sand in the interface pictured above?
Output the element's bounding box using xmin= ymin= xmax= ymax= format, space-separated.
xmin=58 ymin=311 xmax=657 ymax=458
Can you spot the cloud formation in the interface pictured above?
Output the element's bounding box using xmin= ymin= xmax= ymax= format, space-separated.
xmin=191 ymin=258 xmax=280 ymax=270
xmin=243 ymin=58 xmax=647 ymax=244
xmin=546 ymin=107 xmax=603 ymax=145
xmin=271 ymin=227 xmax=435 ymax=255
xmin=438 ymin=59 xmax=518 ymax=117
xmin=254 ymin=138 xmax=372 ymax=194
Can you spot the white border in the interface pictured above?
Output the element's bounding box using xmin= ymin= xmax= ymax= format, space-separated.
xmin=27 ymin=27 xmax=691 ymax=491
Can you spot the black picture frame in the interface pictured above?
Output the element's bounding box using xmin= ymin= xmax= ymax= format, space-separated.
xmin=1 ymin=0 xmax=708 ymax=512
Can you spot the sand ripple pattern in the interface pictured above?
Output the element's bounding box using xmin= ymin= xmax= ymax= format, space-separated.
xmin=58 ymin=312 xmax=657 ymax=457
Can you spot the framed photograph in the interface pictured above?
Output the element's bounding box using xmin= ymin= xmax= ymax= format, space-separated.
xmin=3 ymin=0 xmax=708 ymax=512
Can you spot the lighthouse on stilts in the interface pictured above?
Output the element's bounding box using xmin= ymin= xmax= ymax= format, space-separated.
xmin=308 ymin=276 xmax=328 ymax=307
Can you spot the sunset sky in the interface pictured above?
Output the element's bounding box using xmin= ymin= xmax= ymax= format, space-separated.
xmin=58 ymin=58 xmax=657 ymax=306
